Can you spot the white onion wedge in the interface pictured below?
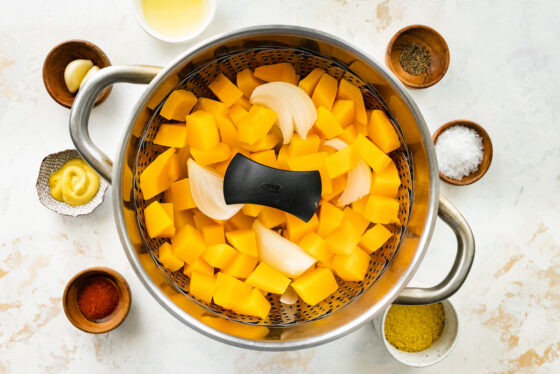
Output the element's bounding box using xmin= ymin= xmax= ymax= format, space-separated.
xmin=280 ymin=287 xmax=299 ymax=305
xmin=251 ymin=82 xmax=317 ymax=143
xmin=187 ymin=158 xmax=243 ymax=220
xmin=323 ymin=138 xmax=348 ymax=151
xmin=253 ymin=220 xmax=316 ymax=278
xmin=337 ymin=159 xmax=371 ymax=206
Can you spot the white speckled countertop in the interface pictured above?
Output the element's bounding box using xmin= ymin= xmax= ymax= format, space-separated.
xmin=1 ymin=0 xmax=560 ymax=372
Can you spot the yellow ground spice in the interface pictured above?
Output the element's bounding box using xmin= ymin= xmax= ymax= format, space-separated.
xmin=384 ymin=303 xmax=445 ymax=352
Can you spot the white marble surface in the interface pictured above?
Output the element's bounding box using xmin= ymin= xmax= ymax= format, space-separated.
xmin=1 ymin=0 xmax=560 ymax=372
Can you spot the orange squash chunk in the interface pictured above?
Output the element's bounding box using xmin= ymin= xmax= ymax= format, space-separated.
xmin=225 ymin=229 xmax=259 ymax=257
xmin=368 ymin=110 xmax=401 ymax=153
xmin=168 ymin=178 xmax=196 ymax=211
xmin=360 ymin=224 xmax=392 ymax=253
xmin=298 ymin=68 xmax=325 ymax=96
xmin=191 ymin=143 xmax=232 ymax=166
xmin=215 ymin=115 xmax=239 ymax=149
xmin=332 ymin=247 xmax=370 ymax=282
xmin=285 ymin=213 xmax=318 ymax=243
xmin=213 ymin=272 xmax=251 ymax=309
xmin=160 ymin=90 xmax=197 ymax=121
xmin=254 ymin=63 xmax=297 ymax=85
xmin=325 ymin=144 xmax=359 ymax=179
xmin=291 ymin=267 xmax=338 ymax=305
xmin=202 ymin=224 xmax=225 ymax=246
xmin=353 ymin=133 xmax=392 ymax=173
xmin=317 ymin=201 xmax=344 ymax=237
xmin=299 ymin=232 xmax=333 ymax=264
xmin=157 ymin=242 xmax=183 ymax=272
xmin=311 ymin=73 xmax=337 ymax=110
xmin=144 ymin=201 xmax=175 ymax=238
xmin=201 ymin=244 xmax=237 ymax=269
xmin=172 ymin=224 xmax=206 ymax=264
xmin=234 ymin=288 xmax=271 ymax=319
xmin=315 ymin=107 xmax=344 ymax=139
xmin=288 ymin=134 xmax=321 ymax=158
xmin=238 ymin=105 xmax=277 ymax=145
xmin=331 ymin=100 xmax=355 ymax=128
xmin=139 ymin=147 xmax=175 ymax=199
xmin=324 ymin=221 xmax=361 ymax=255
xmin=208 ymin=73 xmax=243 ymax=107
xmin=246 ymin=262 xmax=291 ymax=294
xmin=236 ymin=68 xmax=263 ymax=98
xmin=196 ymin=97 xmax=228 ymax=117
xmin=154 ymin=124 xmax=187 ymax=148
xmin=364 ymin=195 xmax=400 ymax=224
xmin=257 ymin=207 xmax=286 ymax=229
xmin=371 ymin=160 xmax=401 ymax=198
xmin=189 ymin=272 xmax=216 ymax=302
xmin=186 ymin=111 xmax=220 ymax=151
xmin=183 ymin=257 xmax=214 ymax=277
xmin=224 ymin=252 xmax=259 ymax=279
xmin=337 ymin=79 xmax=367 ymax=125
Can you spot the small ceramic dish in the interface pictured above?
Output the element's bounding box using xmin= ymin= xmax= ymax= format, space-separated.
xmin=63 ymin=267 xmax=131 ymax=334
xmin=432 ymin=120 xmax=493 ymax=185
xmin=372 ymin=299 xmax=459 ymax=367
xmin=132 ymin=0 xmax=217 ymax=43
xmin=43 ymin=40 xmax=112 ymax=108
xmin=36 ymin=149 xmax=109 ymax=216
xmin=385 ymin=25 xmax=450 ymax=88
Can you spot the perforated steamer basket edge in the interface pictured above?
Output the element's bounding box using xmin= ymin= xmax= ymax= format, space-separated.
xmin=69 ymin=25 xmax=475 ymax=351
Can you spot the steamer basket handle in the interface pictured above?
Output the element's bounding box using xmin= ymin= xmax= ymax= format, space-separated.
xmin=395 ymin=195 xmax=475 ymax=304
xmin=70 ymin=65 xmax=162 ymax=183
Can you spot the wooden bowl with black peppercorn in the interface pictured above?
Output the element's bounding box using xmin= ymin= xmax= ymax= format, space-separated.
xmin=63 ymin=267 xmax=131 ymax=334
xmin=385 ymin=25 xmax=450 ymax=88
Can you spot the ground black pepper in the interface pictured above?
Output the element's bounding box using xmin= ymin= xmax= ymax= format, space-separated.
xmin=399 ymin=43 xmax=431 ymax=75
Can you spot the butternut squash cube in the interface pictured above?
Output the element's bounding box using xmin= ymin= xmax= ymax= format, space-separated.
xmin=241 ymin=132 xmax=281 ymax=152
xmin=228 ymin=104 xmax=249 ymax=126
xmin=183 ymin=257 xmax=214 ymax=277
xmin=242 ymin=204 xmax=264 ymax=218
xmin=193 ymin=210 xmax=216 ymax=230
xmin=160 ymin=90 xmax=197 ymax=121
xmin=186 ymin=111 xmax=220 ymax=151
xmin=172 ymin=224 xmax=206 ymax=264
xmin=351 ymin=195 xmax=368 ymax=216
xmin=287 ymin=151 xmax=332 ymax=196
xmin=323 ymin=174 xmax=347 ymax=201
xmin=285 ymin=213 xmax=319 ymax=243
xmin=337 ymin=80 xmax=367 ymax=125
xmin=166 ymin=153 xmax=181 ymax=182
xmin=331 ymin=100 xmax=355 ymax=128
xmin=208 ymin=73 xmax=243 ymax=107
xmin=325 ymin=144 xmax=359 ymax=179
xmin=353 ymin=133 xmax=392 ymax=173
xmin=291 ymin=267 xmax=338 ymax=305
xmin=288 ymin=134 xmax=321 ymax=158
xmin=250 ymin=149 xmax=277 ymax=168
xmin=371 ymin=160 xmax=401 ymax=198
xmin=202 ymin=224 xmax=225 ymax=246
xmin=145 ymin=201 xmax=175 ymax=238
xmin=168 ymin=178 xmax=196 ymax=211
xmin=190 ymin=272 xmax=216 ymax=302
xmin=317 ymin=201 xmax=344 ymax=237
xmin=229 ymin=211 xmax=254 ymax=230
xmin=298 ymin=68 xmax=325 ymax=96
xmin=257 ymin=207 xmax=286 ymax=229
xmin=174 ymin=209 xmax=195 ymax=231
xmin=196 ymin=97 xmax=228 ymax=117
xmin=213 ymin=272 xmax=251 ymax=309
xmin=325 ymin=221 xmax=361 ymax=255
xmin=236 ymin=96 xmax=251 ymax=110
xmin=342 ymin=206 xmax=370 ymax=236
xmin=140 ymin=147 xmax=176 ymax=199
xmin=216 ymin=115 xmax=239 ymax=149
xmin=225 ymin=229 xmax=258 ymax=257
xmin=201 ymin=244 xmax=237 ymax=269
xmin=236 ymin=68 xmax=263 ymax=98
xmin=299 ymin=232 xmax=333 ymax=264
xmin=246 ymin=262 xmax=291 ymax=294
xmin=233 ymin=288 xmax=271 ymax=319
xmin=368 ymin=110 xmax=401 ymax=153
xmin=224 ymin=252 xmax=259 ymax=279
xmin=311 ymin=74 xmax=337 ymax=110
xmin=276 ymin=144 xmax=290 ymax=169
xmin=254 ymin=63 xmax=297 ymax=85
xmin=339 ymin=124 xmax=359 ymax=144
xmin=154 ymin=124 xmax=187 ymax=148
xmin=364 ymin=195 xmax=400 ymax=224
xmin=315 ymin=107 xmax=343 ymax=139
xmin=191 ymin=143 xmax=232 ymax=166
xmin=332 ymin=247 xmax=370 ymax=281
xmin=360 ymin=224 xmax=392 ymax=253
xmin=157 ymin=242 xmax=183 ymax=272
xmin=238 ymin=105 xmax=277 ymax=145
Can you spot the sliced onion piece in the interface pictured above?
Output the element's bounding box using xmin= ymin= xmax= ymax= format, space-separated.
xmin=323 ymin=138 xmax=348 ymax=151
xmin=187 ymin=158 xmax=243 ymax=220
xmin=280 ymin=287 xmax=299 ymax=305
xmin=253 ymin=220 xmax=316 ymax=278
xmin=337 ymin=159 xmax=371 ymax=206
xmin=251 ymin=82 xmax=317 ymax=142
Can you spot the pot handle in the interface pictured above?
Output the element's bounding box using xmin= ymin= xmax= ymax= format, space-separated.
xmin=394 ymin=195 xmax=475 ymax=304
xmin=69 ymin=65 xmax=163 ymax=183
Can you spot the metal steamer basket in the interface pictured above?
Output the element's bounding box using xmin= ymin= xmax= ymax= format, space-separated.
xmin=70 ymin=26 xmax=475 ymax=351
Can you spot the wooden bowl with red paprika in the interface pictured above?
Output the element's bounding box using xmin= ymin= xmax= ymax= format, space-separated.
xmin=63 ymin=267 xmax=131 ymax=334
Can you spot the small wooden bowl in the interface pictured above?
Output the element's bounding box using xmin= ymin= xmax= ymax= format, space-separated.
xmin=43 ymin=40 xmax=112 ymax=108
xmin=432 ymin=120 xmax=493 ymax=185
xmin=386 ymin=25 xmax=450 ymax=88
xmin=63 ymin=267 xmax=131 ymax=334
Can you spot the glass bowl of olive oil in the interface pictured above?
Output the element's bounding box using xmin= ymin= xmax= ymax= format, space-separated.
xmin=133 ymin=0 xmax=216 ymax=43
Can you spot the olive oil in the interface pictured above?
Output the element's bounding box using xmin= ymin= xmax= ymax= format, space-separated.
xmin=142 ymin=0 xmax=211 ymax=39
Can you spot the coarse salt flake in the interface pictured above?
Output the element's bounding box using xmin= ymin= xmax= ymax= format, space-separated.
xmin=435 ymin=125 xmax=484 ymax=180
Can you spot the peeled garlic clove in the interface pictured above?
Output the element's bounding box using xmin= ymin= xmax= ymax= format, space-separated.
xmin=79 ymin=65 xmax=100 ymax=89
xmin=64 ymin=59 xmax=93 ymax=93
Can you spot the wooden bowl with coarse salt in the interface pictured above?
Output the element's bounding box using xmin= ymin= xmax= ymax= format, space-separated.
xmin=432 ymin=120 xmax=493 ymax=185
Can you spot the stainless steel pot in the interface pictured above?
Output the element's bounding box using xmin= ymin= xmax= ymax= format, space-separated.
xmin=69 ymin=26 xmax=474 ymax=351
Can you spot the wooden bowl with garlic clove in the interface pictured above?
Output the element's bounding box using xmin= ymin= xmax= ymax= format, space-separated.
xmin=43 ymin=40 xmax=112 ymax=109
xmin=386 ymin=25 xmax=450 ymax=88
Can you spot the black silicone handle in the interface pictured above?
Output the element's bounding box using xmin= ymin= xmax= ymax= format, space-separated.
xmin=223 ymin=153 xmax=322 ymax=222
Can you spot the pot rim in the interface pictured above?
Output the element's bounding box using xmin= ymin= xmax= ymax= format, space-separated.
xmin=112 ymin=25 xmax=439 ymax=350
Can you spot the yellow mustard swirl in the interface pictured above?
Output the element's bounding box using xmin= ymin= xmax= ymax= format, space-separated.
xmin=49 ymin=159 xmax=100 ymax=206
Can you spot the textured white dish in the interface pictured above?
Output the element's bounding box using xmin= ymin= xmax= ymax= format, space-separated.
xmin=372 ymin=299 xmax=459 ymax=368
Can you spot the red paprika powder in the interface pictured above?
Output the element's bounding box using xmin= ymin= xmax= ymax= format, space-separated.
xmin=78 ymin=276 xmax=120 ymax=320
